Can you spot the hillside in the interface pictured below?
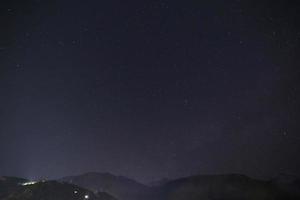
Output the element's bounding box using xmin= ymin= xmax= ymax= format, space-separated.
xmin=60 ymin=172 xmax=150 ymax=200
xmin=1 ymin=180 xmax=116 ymax=200
xmin=2 ymin=173 xmax=299 ymax=200
xmin=155 ymin=174 xmax=296 ymax=200
xmin=270 ymin=173 xmax=300 ymax=199
xmin=0 ymin=176 xmax=28 ymax=199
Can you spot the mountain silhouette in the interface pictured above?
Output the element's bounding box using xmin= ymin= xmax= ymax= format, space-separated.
xmin=60 ymin=172 xmax=150 ymax=200
xmin=153 ymin=174 xmax=297 ymax=200
xmin=2 ymin=173 xmax=300 ymax=200
xmin=0 ymin=177 xmax=116 ymax=200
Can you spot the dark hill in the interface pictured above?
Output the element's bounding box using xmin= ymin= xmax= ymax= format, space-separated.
xmin=60 ymin=172 xmax=150 ymax=200
xmin=0 ymin=176 xmax=28 ymax=199
xmin=155 ymin=174 xmax=296 ymax=200
xmin=2 ymin=180 xmax=116 ymax=200
xmin=270 ymin=173 xmax=300 ymax=199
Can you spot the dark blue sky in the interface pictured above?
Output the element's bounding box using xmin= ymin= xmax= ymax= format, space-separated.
xmin=0 ymin=0 xmax=300 ymax=183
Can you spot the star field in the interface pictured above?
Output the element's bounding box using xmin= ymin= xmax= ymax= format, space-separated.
xmin=0 ymin=0 xmax=300 ymax=183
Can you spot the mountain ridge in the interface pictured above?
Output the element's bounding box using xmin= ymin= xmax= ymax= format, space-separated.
xmin=59 ymin=172 xmax=150 ymax=200
xmin=1 ymin=172 xmax=300 ymax=200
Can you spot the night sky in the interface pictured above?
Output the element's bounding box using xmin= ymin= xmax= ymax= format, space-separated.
xmin=1 ymin=0 xmax=300 ymax=183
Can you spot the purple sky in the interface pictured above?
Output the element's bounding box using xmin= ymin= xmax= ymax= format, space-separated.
xmin=0 ymin=0 xmax=299 ymax=183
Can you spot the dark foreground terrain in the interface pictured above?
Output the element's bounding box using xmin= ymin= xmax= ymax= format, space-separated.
xmin=1 ymin=173 xmax=300 ymax=200
xmin=0 ymin=176 xmax=115 ymax=200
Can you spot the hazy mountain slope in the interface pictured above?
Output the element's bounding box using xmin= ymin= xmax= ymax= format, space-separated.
xmin=3 ymin=180 xmax=116 ymax=200
xmin=149 ymin=178 xmax=170 ymax=187
xmin=2 ymin=173 xmax=298 ymax=200
xmin=0 ymin=176 xmax=28 ymax=199
xmin=155 ymin=174 xmax=295 ymax=200
xmin=60 ymin=172 xmax=150 ymax=200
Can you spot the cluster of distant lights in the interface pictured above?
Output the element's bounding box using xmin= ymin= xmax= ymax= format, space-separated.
xmin=20 ymin=182 xmax=89 ymax=199
xmin=21 ymin=181 xmax=38 ymax=186
xmin=74 ymin=190 xmax=89 ymax=199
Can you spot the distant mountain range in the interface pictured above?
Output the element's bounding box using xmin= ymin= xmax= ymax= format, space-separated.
xmin=59 ymin=172 xmax=300 ymax=200
xmin=1 ymin=173 xmax=300 ymax=200
xmin=153 ymin=174 xmax=299 ymax=200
